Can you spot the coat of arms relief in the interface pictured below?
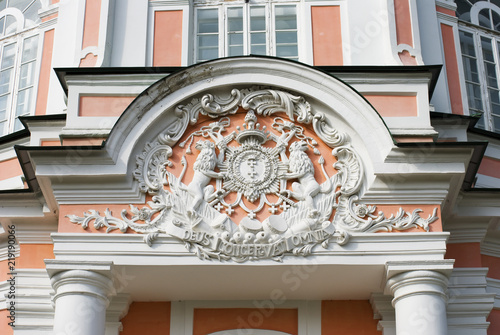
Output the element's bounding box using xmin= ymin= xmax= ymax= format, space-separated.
xmin=68 ymin=87 xmax=438 ymax=262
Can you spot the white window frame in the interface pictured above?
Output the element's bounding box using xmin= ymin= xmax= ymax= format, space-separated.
xmin=0 ymin=6 xmax=42 ymax=136
xmin=194 ymin=0 xmax=302 ymax=63
xmin=457 ymin=0 xmax=500 ymax=132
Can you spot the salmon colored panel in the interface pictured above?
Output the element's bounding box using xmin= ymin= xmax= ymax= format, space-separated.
xmin=322 ymin=300 xmax=380 ymax=335
xmin=61 ymin=138 xmax=105 ymax=146
xmin=478 ymin=156 xmax=500 ymax=179
xmin=35 ymin=29 xmax=54 ymax=116
xmin=79 ymin=52 xmax=98 ymax=67
xmin=436 ymin=6 xmax=456 ymax=17
xmin=82 ymin=0 xmax=101 ymax=50
xmin=441 ymin=23 xmax=464 ymax=115
xmin=17 ymin=244 xmax=54 ymax=269
xmin=394 ymin=0 xmax=413 ymax=47
xmin=193 ymin=308 xmax=298 ymax=335
xmin=394 ymin=137 xmax=434 ymax=143
xmin=0 ymin=259 xmax=9 ymax=281
xmin=398 ymin=50 xmax=418 ymax=65
xmin=375 ymin=204 xmax=442 ymax=232
xmin=42 ymin=13 xmax=58 ymax=23
xmin=311 ymin=6 xmax=343 ymax=66
xmin=51 ymin=0 xmax=60 ymax=4
xmin=363 ymin=95 xmax=418 ymax=117
xmin=445 ymin=243 xmax=482 ymax=267
xmin=79 ymin=95 xmax=135 ymax=117
xmin=41 ymin=140 xmax=62 ymax=146
xmin=0 ymin=310 xmax=13 ymax=335
xmin=487 ymin=309 xmax=500 ymax=335
xmin=121 ymin=302 xmax=170 ymax=335
xmin=482 ymin=255 xmax=500 ymax=280
xmin=153 ymin=11 xmax=183 ymax=66
xmin=0 ymin=158 xmax=23 ymax=181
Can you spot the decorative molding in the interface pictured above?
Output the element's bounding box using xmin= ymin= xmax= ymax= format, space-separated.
xmin=370 ymin=293 xmax=395 ymax=334
xmin=67 ymin=88 xmax=440 ymax=262
xmin=447 ymin=268 xmax=495 ymax=331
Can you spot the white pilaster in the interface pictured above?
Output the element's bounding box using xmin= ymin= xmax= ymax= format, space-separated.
xmin=46 ymin=261 xmax=116 ymax=335
xmin=385 ymin=262 xmax=453 ymax=335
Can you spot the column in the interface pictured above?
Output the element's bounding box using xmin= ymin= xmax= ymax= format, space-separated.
xmin=386 ymin=270 xmax=449 ymax=335
xmin=46 ymin=261 xmax=115 ymax=335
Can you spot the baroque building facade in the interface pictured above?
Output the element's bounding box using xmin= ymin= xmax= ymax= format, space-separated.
xmin=0 ymin=0 xmax=499 ymax=334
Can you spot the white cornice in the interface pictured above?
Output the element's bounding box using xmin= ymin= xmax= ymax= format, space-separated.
xmin=51 ymin=232 xmax=450 ymax=265
xmin=444 ymin=217 xmax=490 ymax=243
xmin=436 ymin=0 xmax=457 ymax=11
xmin=481 ymin=239 xmax=500 ymax=258
xmin=486 ymin=278 xmax=500 ymax=309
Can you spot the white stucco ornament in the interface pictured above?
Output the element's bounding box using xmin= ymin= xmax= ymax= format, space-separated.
xmin=68 ymin=87 xmax=438 ymax=262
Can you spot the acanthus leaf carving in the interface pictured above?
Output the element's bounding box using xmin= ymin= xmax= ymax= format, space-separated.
xmin=68 ymin=87 xmax=440 ymax=262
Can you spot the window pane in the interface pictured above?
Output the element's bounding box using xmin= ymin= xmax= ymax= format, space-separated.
xmin=10 ymin=0 xmax=33 ymax=11
xmin=481 ymin=36 xmax=494 ymax=62
xmin=0 ymin=121 xmax=6 ymax=136
xmin=229 ymin=33 xmax=243 ymax=46
xmin=0 ymin=69 xmax=13 ymax=94
xmin=18 ymin=61 xmax=36 ymax=88
xmin=23 ymin=0 xmax=42 ymax=27
xmin=198 ymin=47 xmax=218 ymax=61
xmin=456 ymin=0 xmax=472 ymax=22
xmin=228 ymin=7 xmax=243 ymax=32
xmin=276 ymin=31 xmax=297 ymax=44
xmin=5 ymin=14 xmax=18 ymax=35
xmin=485 ymin=62 xmax=498 ymax=88
xmin=13 ymin=117 xmax=23 ymax=131
xmin=2 ymin=43 xmax=17 ymax=69
xmin=198 ymin=35 xmax=218 ymax=48
xmin=228 ymin=45 xmax=243 ymax=56
xmin=275 ymin=5 xmax=297 ymax=30
xmin=0 ymin=95 xmax=7 ymax=120
xmin=493 ymin=115 xmax=500 ymax=131
xmin=21 ymin=35 xmax=38 ymax=62
xmin=478 ymin=8 xmax=492 ymax=29
xmin=251 ymin=44 xmax=266 ymax=55
xmin=15 ymin=87 xmax=32 ymax=116
xmin=467 ymin=82 xmax=483 ymax=110
xmin=198 ymin=9 xmax=218 ymax=34
xmin=276 ymin=45 xmax=298 ymax=57
xmin=0 ymin=17 xmax=5 ymax=37
xmin=460 ymin=31 xmax=476 ymax=57
xmin=251 ymin=32 xmax=266 ymax=45
xmin=250 ymin=6 xmax=266 ymax=31
xmin=476 ymin=112 xmax=486 ymax=129
xmin=463 ymin=57 xmax=479 ymax=82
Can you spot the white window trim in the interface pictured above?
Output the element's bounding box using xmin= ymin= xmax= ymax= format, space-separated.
xmin=457 ymin=1 xmax=500 ymax=131
xmin=147 ymin=1 xmax=191 ymax=67
xmin=170 ymin=300 xmax=321 ymax=335
xmin=0 ymin=7 xmax=43 ymax=136
xmin=193 ymin=0 xmax=301 ymax=63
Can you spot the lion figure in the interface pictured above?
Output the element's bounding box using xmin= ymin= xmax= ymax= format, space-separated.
xmin=181 ymin=140 xmax=224 ymax=218
xmin=283 ymin=141 xmax=330 ymax=215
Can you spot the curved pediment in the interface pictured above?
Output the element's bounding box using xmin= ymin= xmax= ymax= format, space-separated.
xmin=66 ymin=57 xmax=438 ymax=262
xmin=104 ymin=57 xmax=395 ymax=178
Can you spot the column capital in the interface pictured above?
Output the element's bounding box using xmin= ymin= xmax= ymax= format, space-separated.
xmin=45 ymin=260 xmax=116 ymax=303
xmin=385 ymin=270 xmax=449 ymax=305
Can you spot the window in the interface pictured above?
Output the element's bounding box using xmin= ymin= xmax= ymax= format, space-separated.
xmin=0 ymin=0 xmax=42 ymax=136
xmin=195 ymin=1 xmax=299 ymax=63
xmin=457 ymin=0 xmax=500 ymax=131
